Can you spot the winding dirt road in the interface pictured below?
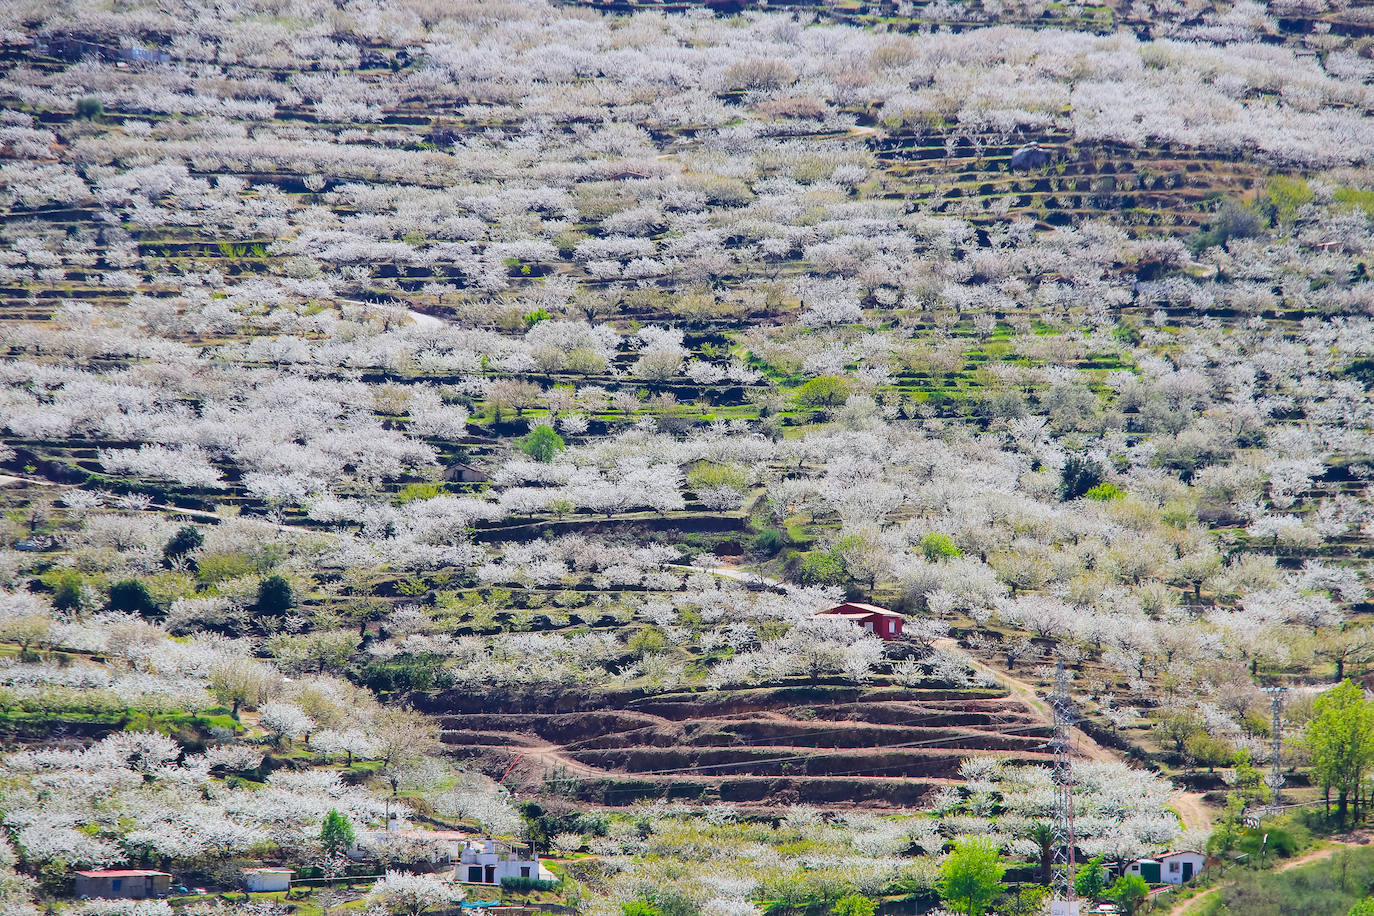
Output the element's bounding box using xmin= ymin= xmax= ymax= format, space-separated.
xmin=1162 ymin=830 xmax=1374 ymax=915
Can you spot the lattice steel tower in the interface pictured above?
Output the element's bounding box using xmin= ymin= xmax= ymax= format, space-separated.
xmin=1049 ymin=661 xmax=1079 ymax=915
xmin=1262 ymin=686 xmax=1286 ymax=806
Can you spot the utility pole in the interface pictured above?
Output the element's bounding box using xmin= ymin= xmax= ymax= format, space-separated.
xmin=1262 ymin=686 xmax=1286 ymax=807
xmin=1049 ymin=661 xmax=1080 ymax=916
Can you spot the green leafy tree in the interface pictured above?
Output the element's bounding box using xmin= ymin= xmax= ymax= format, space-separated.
xmin=999 ymin=885 xmax=1047 ymax=916
xmin=0 ymin=614 xmax=51 ymax=660
xmin=75 ymin=97 xmax=103 ymax=118
xmin=794 ymin=375 xmax=852 ymax=410
xmin=1262 ymin=176 xmax=1314 ymax=225
xmin=1303 ymin=679 xmax=1374 ymax=825
xmin=940 ymin=836 xmax=1005 ymax=916
xmin=1107 ymin=874 xmax=1149 ymax=915
xmin=321 ymin=809 xmax=356 ymax=855
xmin=1207 ymin=793 xmax=1247 ymax=859
xmin=519 ymin=425 xmax=565 ymax=462
xmin=1074 ymin=856 xmax=1108 ymax=900
xmin=920 ymin=532 xmax=961 ymax=561
xmin=1185 ymin=730 xmax=1235 ymax=771
xmin=257 ymin=575 xmax=295 ymax=614
xmin=1349 ymin=899 xmax=1374 ymax=916
xmin=799 ymin=548 xmax=846 ymax=586
xmin=830 ymin=895 xmax=875 ymax=916
xmin=1230 ymin=750 xmax=1271 ymax=806
xmin=1157 ymin=710 xmax=1205 ymax=757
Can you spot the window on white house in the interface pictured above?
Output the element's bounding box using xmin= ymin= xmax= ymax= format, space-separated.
xmin=1169 ymin=862 xmax=1180 ymax=873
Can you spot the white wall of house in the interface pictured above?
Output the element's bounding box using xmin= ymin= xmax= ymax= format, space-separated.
xmin=1159 ymin=852 xmax=1205 ymax=885
xmin=243 ymin=870 xmax=291 ymax=892
xmin=454 ymin=839 xmax=544 ymax=885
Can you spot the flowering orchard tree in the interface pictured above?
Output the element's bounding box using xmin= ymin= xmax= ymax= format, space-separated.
xmin=367 ymin=871 xmax=465 ymax=916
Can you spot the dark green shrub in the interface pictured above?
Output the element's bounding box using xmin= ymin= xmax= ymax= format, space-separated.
xmin=256 ymin=575 xmax=294 ymax=614
xmin=108 ymin=579 xmax=155 ymax=615
xmin=163 ymin=525 xmax=204 ymax=567
xmin=50 ymin=569 xmax=85 ymax=612
xmin=1187 ymin=198 xmax=1263 ymax=254
xmin=75 ymin=97 xmax=103 ymax=119
xmin=1059 ymin=455 xmax=1104 ymax=501
xmin=502 ymin=877 xmax=560 ymax=893
xmin=752 ymin=527 xmax=784 ymax=554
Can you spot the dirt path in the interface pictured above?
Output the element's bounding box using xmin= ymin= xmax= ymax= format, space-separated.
xmin=672 ymin=564 xmax=785 ymax=589
xmin=406 ymin=308 xmax=445 ymax=330
xmin=1163 ymin=885 xmax=1219 ymax=916
xmin=1170 ymin=791 xmax=1213 ymax=833
xmin=932 ymin=637 xmax=1118 ymax=765
xmin=515 ymin=741 xmax=603 ymax=780
xmin=1277 ymin=830 xmax=1372 ymax=872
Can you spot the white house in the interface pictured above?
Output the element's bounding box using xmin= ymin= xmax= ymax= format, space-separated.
xmin=1123 ymin=850 xmax=1204 ymax=885
xmin=348 ymin=821 xmax=553 ymax=886
xmin=454 ymin=838 xmax=555 ymax=886
xmin=242 ymin=867 xmax=292 ymax=892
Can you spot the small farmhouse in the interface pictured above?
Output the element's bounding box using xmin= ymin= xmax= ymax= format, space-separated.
xmin=814 ymin=602 xmax=904 ymax=640
xmin=74 ymin=869 xmax=172 ymax=899
xmin=455 ymin=838 xmax=555 ymax=885
xmin=242 ymin=867 xmax=292 ymax=892
xmin=1124 ymin=850 xmax=1204 ymax=885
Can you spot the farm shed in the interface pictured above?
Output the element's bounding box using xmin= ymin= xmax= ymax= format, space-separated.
xmin=814 ymin=602 xmax=904 ymax=640
xmin=242 ymin=867 xmax=293 ymax=892
xmin=74 ymin=869 xmax=171 ymax=899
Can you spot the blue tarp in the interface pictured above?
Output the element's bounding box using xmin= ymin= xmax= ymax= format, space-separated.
xmin=462 ymin=901 xmax=500 ymax=908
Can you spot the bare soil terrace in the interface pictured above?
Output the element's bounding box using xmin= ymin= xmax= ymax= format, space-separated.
xmin=421 ymin=681 xmax=1052 ymax=808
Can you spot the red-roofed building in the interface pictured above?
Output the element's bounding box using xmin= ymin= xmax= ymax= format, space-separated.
xmin=74 ymin=869 xmax=171 ymax=899
xmin=813 ymin=602 xmax=904 ymax=640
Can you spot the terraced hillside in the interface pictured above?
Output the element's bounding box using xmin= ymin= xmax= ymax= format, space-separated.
xmin=428 ymin=679 xmax=1050 ymax=808
xmin=4 ymin=4 xmax=1374 ymax=913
